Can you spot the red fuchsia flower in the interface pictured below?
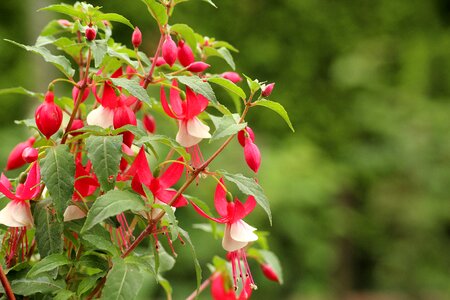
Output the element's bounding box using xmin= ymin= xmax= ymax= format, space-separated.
xmin=160 ymin=80 xmax=211 ymax=147
xmin=221 ymin=72 xmax=242 ymax=83
xmin=237 ymin=127 xmax=261 ymax=173
xmin=22 ymin=147 xmax=38 ymax=163
xmin=153 ymin=56 xmax=167 ymax=67
xmin=72 ymin=80 xmax=90 ymax=104
xmin=125 ymin=147 xmax=188 ymax=207
xmin=113 ymin=99 xmax=137 ymax=147
xmin=211 ymin=272 xmax=253 ymax=300
xmin=85 ymin=26 xmax=96 ymax=41
xmin=162 ymin=35 xmax=177 ymax=67
xmin=69 ymin=119 xmax=84 ymax=136
xmin=260 ymin=264 xmax=280 ymax=283
xmin=0 ymin=162 xmax=41 ymax=227
xmin=35 ymin=91 xmax=63 ymax=139
xmin=143 ymin=114 xmax=156 ymax=134
xmin=131 ymin=26 xmax=142 ymax=48
xmin=237 ymin=127 xmax=255 ymax=147
xmin=177 ymin=40 xmax=195 ymax=67
xmin=187 ymin=62 xmax=210 ymax=73
xmin=261 ymin=83 xmax=275 ymax=98
xmin=190 ymin=179 xmax=258 ymax=289
xmin=5 ymin=137 xmax=35 ymax=171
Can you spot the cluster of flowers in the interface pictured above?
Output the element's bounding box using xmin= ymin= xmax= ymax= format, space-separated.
xmin=0 ymin=3 xmax=284 ymax=299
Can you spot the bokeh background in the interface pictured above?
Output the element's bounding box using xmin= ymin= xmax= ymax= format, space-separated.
xmin=0 ymin=0 xmax=449 ymax=299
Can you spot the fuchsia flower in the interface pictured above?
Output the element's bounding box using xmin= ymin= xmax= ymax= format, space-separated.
xmin=177 ymin=40 xmax=195 ymax=67
xmin=85 ymin=26 xmax=96 ymax=41
xmin=131 ymin=26 xmax=142 ymax=48
xmin=143 ymin=114 xmax=156 ymax=134
xmin=5 ymin=137 xmax=35 ymax=171
xmin=260 ymin=264 xmax=280 ymax=283
xmin=22 ymin=147 xmax=38 ymax=163
xmin=161 ymin=80 xmax=211 ymax=147
xmin=238 ymin=127 xmax=261 ymax=173
xmin=113 ymin=99 xmax=137 ymax=146
xmin=35 ymin=91 xmax=63 ymax=139
xmin=211 ymin=272 xmax=253 ymax=300
xmin=72 ymin=80 xmax=90 ymax=103
xmin=221 ymin=72 xmax=242 ymax=83
xmin=162 ymin=35 xmax=177 ymax=67
xmin=261 ymin=83 xmax=275 ymax=97
xmin=190 ymin=179 xmax=258 ymax=289
xmin=0 ymin=162 xmax=41 ymax=227
xmin=125 ymin=147 xmax=188 ymax=207
xmin=187 ymin=62 xmax=210 ymax=73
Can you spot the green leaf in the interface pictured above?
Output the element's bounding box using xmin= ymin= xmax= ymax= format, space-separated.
xmin=167 ymin=75 xmax=217 ymax=104
xmin=38 ymin=4 xmax=85 ymax=19
xmin=77 ymin=273 xmax=104 ymax=296
xmin=81 ymin=234 xmax=120 ymax=256
xmin=254 ymin=99 xmax=295 ymax=132
xmin=259 ymin=249 xmax=283 ymax=284
xmin=221 ymin=171 xmax=272 ymax=224
xmin=0 ymin=87 xmax=43 ymax=99
xmin=243 ymin=74 xmax=261 ymax=94
xmin=54 ymin=289 xmax=76 ymax=300
xmin=213 ymin=41 xmax=238 ymax=52
xmin=101 ymin=258 xmax=145 ymax=300
xmin=110 ymin=78 xmax=151 ymax=107
xmin=138 ymin=135 xmax=190 ymax=160
xmin=41 ymin=145 xmax=76 ymax=219
xmin=107 ymin=48 xmax=138 ymax=68
xmin=27 ymin=254 xmax=71 ymax=278
xmin=203 ymin=0 xmax=218 ymax=7
xmin=34 ymin=199 xmax=64 ymax=257
xmin=209 ymin=114 xmax=247 ymax=142
xmin=5 ymin=40 xmax=75 ymax=78
xmin=11 ymin=277 xmax=65 ymax=296
xmin=53 ymin=37 xmax=84 ymax=59
xmin=81 ymin=190 xmax=145 ymax=233
xmin=204 ymin=47 xmax=235 ymax=70
xmin=208 ymin=77 xmax=246 ymax=99
xmin=98 ymin=13 xmax=134 ymax=29
xmin=158 ymin=276 xmax=172 ymax=299
xmin=141 ymin=0 xmax=168 ymax=26
xmin=86 ymin=135 xmax=122 ymax=191
xmin=170 ymin=23 xmax=197 ymax=50
xmin=91 ymin=40 xmax=108 ymax=68
xmin=178 ymin=228 xmax=202 ymax=292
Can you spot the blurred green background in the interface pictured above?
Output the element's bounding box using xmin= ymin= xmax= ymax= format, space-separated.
xmin=0 ymin=0 xmax=449 ymax=299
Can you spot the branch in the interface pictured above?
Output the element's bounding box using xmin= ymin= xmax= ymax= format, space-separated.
xmin=0 ymin=265 xmax=15 ymax=300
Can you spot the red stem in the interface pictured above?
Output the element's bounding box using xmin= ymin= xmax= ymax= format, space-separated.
xmin=0 ymin=265 xmax=15 ymax=300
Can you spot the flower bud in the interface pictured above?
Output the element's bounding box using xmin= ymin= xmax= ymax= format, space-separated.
xmin=143 ymin=114 xmax=156 ymax=134
xmin=154 ymin=57 xmax=167 ymax=67
xmin=85 ymin=27 xmax=96 ymax=41
xmin=72 ymin=80 xmax=90 ymax=104
xmin=244 ymin=139 xmax=261 ymax=173
xmin=57 ymin=19 xmax=72 ymax=27
xmin=70 ymin=119 xmax=84 ymax=136
xmin=237 ymin=127 xmax=255 ymax=147
xmin=187 ymin=62 xmax=210 ymax=73
xmin=260 ymin=264 xmax=280 ymax=283
xmin=5 ymin=137 xmax=35 ymax=170
xmin=35 ymin=91 xmax=63 ymax=139
xmin=132 ymin=26 xmax=142 ymax=48
xmin=177 ymin=40 xmax=195 ymax=67
xmin=22 ymin=147 xmax=38 ymax=163
xmin=221 ymin=72 xmax=242 ymax=83
xmin=262 ymin=83 xmax=275 ymax=97
xmin=162 ymin=35 xmax=177 ymax=67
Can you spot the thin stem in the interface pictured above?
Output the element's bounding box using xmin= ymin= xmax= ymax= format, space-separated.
xmin=61 ymin=48 xmax=92 ymax=144
xmin=86 ymin=277 xmax=106 ymax=300
xmin=143 ymin=34 xmax=164 ymax=89
xmin=0 ymin=265 xmax=15 ymax=300
xmin=185 ymin=275 xmax=213 ymax=300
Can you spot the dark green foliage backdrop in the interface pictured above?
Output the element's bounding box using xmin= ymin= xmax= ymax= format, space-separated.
xmin=0 ymin=0 xmax=449 ymax=299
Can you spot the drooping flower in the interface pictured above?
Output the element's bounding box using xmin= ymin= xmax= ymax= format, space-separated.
xmin=162 ymin=35 xmax=177 ymax=67
xmin=190 ymin=179 xmax=258 ymax=289
xmin=5 ymin=137 xmax=35 ymax=171
xmin=132 ymin=26 xmax=142 ymax=48
xmin=260 ymin=264 xmax=280 ymax=283
xmin=143 ymin=114 xmax=156 ymax=134
xmin=125 ymin=147 xmax=187 ymax=207
xmin=22 ymin=147 xmax=38 ymax=163
xmin=187 ymin=62 xmax=210 ymax=73
xmin=221 ymin=72 xmax=242 ymax=83
xmin=177 ymin=40 xmax=195 ymax=67
xmin=237 ymin=127 xmax=261 ymax=173
xmin=211 ymin=272 xmax=253 ymax=300
xmin=113 ymin=99 xmax=137 ymax=147
xmin=160 ymin=80 xmax=211 ymax=147
xmin=35 ymin=91 xmax=63 ymax=139
xmin=0 ymin=162 xmax=41 ymax=227
xmin=261 ymin=83 xmax=275 ymax=97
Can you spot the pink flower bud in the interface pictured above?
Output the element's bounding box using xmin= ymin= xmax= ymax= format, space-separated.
xmin=70 ymin=119 xmax=84 ymax=136
xmin=260 ymin=264 xmax=280 ymax=283
xmin=5 ymin=137 xmax=35 ymax=170
xmin=221 ymin=72 xmax=242 ymax=83
xmin=85 ymin=27 xmax=96 ymax=41
xmin=162 ymin=35 xmax=177 ymax=67
xmin=237 ymin=127 xmax=255 ymax=147
xmin=72 ymin=80 xmax=90 ymax=104
xmin=143 ymin=114 xmax=156 ymax=134
xmin=132 ymin=26 xmax=142 ymax=48
xmin=187 ymin=62 xmax=210 ymax=73
xmin=244 ymin=139 xmax=261 ymax=173
xmin=177 ymin=40 xmax=195 ymax=67
xmin=57 ymin=19 xmax=72 ymax=27
xmin=35 ymin=91 xmax=63 ymax=139
xmin=154 ymin=57 xmax=167 ymax=67
xmin=262 ymin=82 xmax=275 ymax=97
xmin=22 ymin=147 xmax=38 ymax=163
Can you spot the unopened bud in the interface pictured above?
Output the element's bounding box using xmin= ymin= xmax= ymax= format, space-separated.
xmin=237 ymin=127 xmax=255 ymax=147
xmin=35 ymin=91 xmax=63 ymax=139
xmin=221 ymin=72 xmax=242 ymax=83
xmin=70 ymin=119 xmax=84 ymax=136
xmin=260 ymin=264 xmax=280 ymax=283
xmin=177 ymin=40 xmax=195 ymax=67
xmin=72 ymin=80 xmax=90 ymax=103
xmin=162 ymin=35 xmax=177 ymax=67
xmin=187 ymin=62 xmax=210 ymax=73
xmin=244 ymin=139 xmax=261 ymax=173
xmin=262 ymin=83 xmax=275 ymax=97
xmin=22 ymin=147 xmax=38 ymax=163
xmin=132 ymin=26 xmax=142 ymax=48
xmin=143 ymin=114 xmax=156 ymax=134
xmin=85 ymin=27 xmax=97 ymax=41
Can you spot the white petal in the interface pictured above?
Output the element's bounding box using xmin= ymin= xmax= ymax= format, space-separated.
xmin=87 ymin=106 xmax=114 ymax=128
xmin=63 ymin=205 xmax=86 ymax=222
xmin=0 ymin=201 xmax=33 ymax=227
xmin=187 ymin=117 xmax=211 ymax=139
xmin=230 ymin=220 xmax=258 ymax=243
xmin=222 ymin=224 xmax=248 ymax=252
xmin=176 ymin=120 xmax=202 ymax=147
